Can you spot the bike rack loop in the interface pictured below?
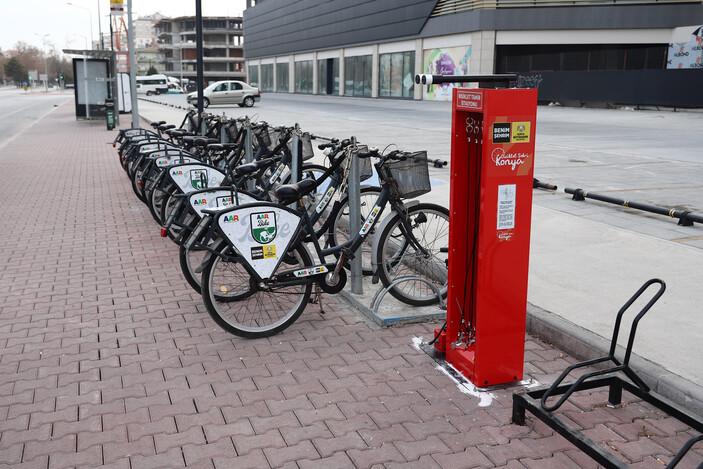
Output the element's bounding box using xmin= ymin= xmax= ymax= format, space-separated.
xmin=370 ymin=275 xmax=445 ymax=315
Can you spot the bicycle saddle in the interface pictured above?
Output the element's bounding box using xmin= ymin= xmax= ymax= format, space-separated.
xmin=274 ymin=178 xmax=317 ymax=204
xmin=234 ymin=158 xmax=274 ymax=176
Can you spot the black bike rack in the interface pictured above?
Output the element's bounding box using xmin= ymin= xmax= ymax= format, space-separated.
xmin=512 ymin=279 xmax=703 ymax=468
xmin=565 ymin=187 xmax=703 ymax=227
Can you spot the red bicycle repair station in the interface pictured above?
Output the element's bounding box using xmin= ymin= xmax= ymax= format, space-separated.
xmin=434 ymin=87 xmax=538 ymax=387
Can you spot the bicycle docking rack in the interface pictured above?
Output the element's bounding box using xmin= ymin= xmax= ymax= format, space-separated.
xmin=418 ymin=74 xmax=538 ymax=387
xmin=512 ymin=279 xmax=703 ymax=468
xmin=566 ymin=187 xmax=703 ymax=226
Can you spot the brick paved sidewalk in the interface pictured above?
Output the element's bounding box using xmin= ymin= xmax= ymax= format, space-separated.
xmin=0 ymin=103 xmax=700 ymax=468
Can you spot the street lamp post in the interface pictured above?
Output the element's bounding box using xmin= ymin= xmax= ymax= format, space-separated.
xmin=67 ymin=2 xmax=94 ymax=49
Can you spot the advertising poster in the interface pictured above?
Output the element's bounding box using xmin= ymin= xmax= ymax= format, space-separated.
xmin=667 ymin=25 xmax=703 ymax=69
xmin=422 ymin=46 xmax=471 ymax=101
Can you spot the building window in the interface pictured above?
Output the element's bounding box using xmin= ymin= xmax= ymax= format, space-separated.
xmin=496 ymin=44 xmax=668 ymax=73
xmin=379 ymin=51 xmax=415 ymax=99
xmin=318 ymin=58 xmax=339 ymax=95
xmin=294 ymin=60 xmax=313 ymax=94
xmin=261 ymin=64 xmax=273 ymax=92
xmin=249 ymin=65 xmax=259 ymax=86
xmin=344 ymin=55 xmax=372 ymax=97
xmin=276 ymin=62 xmax=289 ymax=92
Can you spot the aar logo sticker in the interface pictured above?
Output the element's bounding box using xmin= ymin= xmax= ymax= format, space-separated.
xmin=190 ymin=169 xmax=208 ymax=189
xmin=216 ymin=196 xmax=234 ymax=207
xmin=251 ymin=211 xmax=277 ymax=244
xmin=511 ymin=122 xmax=530 ymax=143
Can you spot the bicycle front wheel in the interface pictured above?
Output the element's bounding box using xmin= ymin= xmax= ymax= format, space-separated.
xmin=201 ymin=240 xmax=313 ymax=338
xmin=374 ymin=203 xmax=450 ymax=306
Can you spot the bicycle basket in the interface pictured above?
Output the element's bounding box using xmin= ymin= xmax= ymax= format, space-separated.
xmin=385 ymin=151 xmax=431 ymax=199
xmin=286 ymin=132 xmax=315 ymax=161
xmin=225 ymin=121 xmax=238 ymax=142
xmin=336 ymin=145 xmax=373 ymax=182
xmin=267 ymin=128 xmax=283 ymax=152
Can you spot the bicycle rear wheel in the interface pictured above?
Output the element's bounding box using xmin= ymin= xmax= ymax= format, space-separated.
xmin=374 ymin=203 xmax=449 ymax=306
xmin=328 ymin=186 xmax=382 ymax=274
xmin=201 ymin=240 xmax=313 ymax=338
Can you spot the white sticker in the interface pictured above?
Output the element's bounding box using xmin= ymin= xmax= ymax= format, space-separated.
xmin=155 ymin=155 xmax=197 ymax=167
xmin=315 ymin=186 xmax=336 ymax=214
xmin=497 ymin=184 xmax=516 ymax=230
xmin=359 ymin=205 xmax=382 ymax=236
xmin=189 ymin=190 xmax=257 ymax=217
xmin=217 ymin=204 xmax=301 ymax=279
xmin=169 ymin=164 xmax=226 ymax=194
xmin=293 ymin=266 xmax=328 ymax=277
xmin=268 ymin=163 xmax=286 ymax=185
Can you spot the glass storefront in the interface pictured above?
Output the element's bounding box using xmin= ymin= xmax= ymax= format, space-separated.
xmin=344 ymin=55 xmax=372 ymax=97
xmin=260 ymin=64 xmax=273 ymax=92
xmin=317 ymin=58 xmax=339 ymax=95
xmin=248 ymin=64 xmax=259 ymax=86
xmin=276 ymin=62 xmax=289 ymax=92
xmin=294 ymin=60 xmax=313 ymax=94
xmin=379 ymin=51 xmax=415 ymax=98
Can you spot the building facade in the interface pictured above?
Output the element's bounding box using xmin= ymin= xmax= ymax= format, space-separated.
xmin=155 ymin=16 xmax=245 ymax=86
xmin=243 ymin=0 xmax=703 ymax=106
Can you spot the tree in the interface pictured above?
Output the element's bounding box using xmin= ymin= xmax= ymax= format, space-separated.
xmin=146 ymin=65 xmax=158 ymax=75
xmin=13 ymin=41 xmax=43 ymax=74
xmin=4 ymin=57 xmax=27 ymax=84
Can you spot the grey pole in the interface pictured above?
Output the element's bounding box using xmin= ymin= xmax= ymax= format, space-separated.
xmin=290 ymin=124 xmax=301 ymax=210
xmin=82 ymin=52 xmax=90 ymax=119
xmin=97 ymin=0 xmax=103 ymax=50
xmin=245 ymin=118 xmax=254 ymax=191
xmin=127 ymin=0 xmax=138 ymax=128
xmin=349 ymin=136 xmax=362 ymax=294
xmin=195 ymin=0 xmax=205 ymax=134
xmin=291 ymin=124 xmax=300 ymax=184
xmin=220 ymin=114 xmax=228 ymax=144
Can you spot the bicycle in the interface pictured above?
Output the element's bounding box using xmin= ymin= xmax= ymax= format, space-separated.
xmin=195 ymin=146 xmax=448 ymax=338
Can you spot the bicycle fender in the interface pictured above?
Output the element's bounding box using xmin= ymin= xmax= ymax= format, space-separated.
xmin=370 ymin=200 xmax=420 ymax=277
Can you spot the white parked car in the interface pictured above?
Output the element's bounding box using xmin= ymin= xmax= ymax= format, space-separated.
xmin=186 ymin=80 xmax=261 ymax=108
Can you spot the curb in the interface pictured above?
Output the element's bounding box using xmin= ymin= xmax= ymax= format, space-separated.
xmin=526 ymin=302 xmax=703 ymax=417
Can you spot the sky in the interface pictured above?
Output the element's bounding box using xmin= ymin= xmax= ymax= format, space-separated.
xmin=0 ymin=0 xmax=247 ymax=53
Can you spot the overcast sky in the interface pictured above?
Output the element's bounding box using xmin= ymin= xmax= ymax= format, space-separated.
xmin=0 ymin=0 xmax=247 ymax=53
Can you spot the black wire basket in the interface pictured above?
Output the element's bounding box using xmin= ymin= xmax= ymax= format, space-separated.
xmin=287 ymin=132 xmax=315 ymax=161
xmin=336 ymin=145 xmax=373 ymax=181
xmin=225 ymin=120 xmax=238 ymax=142
xmin=384 ymin=151 xmax=431 ymax=199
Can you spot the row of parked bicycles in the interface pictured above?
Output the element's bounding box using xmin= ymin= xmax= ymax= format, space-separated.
xmin=113 ymin=110 xmax=449 ymax=338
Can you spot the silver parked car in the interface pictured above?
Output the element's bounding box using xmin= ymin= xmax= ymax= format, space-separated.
xmin=186 ymin=80 xmax=261 ymax=108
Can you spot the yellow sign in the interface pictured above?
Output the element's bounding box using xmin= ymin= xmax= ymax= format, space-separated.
xmin=263 ymin=244 xmax=277 ymax=259
xmin=511 ymin=122 xmax=531 ymax=143
xmin=110 ymin=0 xmax=124 ymax=15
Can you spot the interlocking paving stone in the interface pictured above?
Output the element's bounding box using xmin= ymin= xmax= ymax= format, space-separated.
xmin=0 ymin=103 xmax=700 ymax=468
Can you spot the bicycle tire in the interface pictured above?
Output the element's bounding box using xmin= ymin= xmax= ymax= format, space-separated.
xmin=148 ymin=180 xmax=176 ymax=224
xmin=130 ymin=159 xmax=148 ymax=203
xmin=201 ymin=239 xmax=313 ymax=338
xmin=373 ymin=203 xmax=450 ymax=306
xmin=179 ymin=242 xmax=207 ymax=293
xmin=159 ymin=195 xmax=193 ymax=241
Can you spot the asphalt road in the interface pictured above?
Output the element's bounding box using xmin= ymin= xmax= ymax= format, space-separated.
xmin=0 ymin=87 xmax=73 ymax=150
